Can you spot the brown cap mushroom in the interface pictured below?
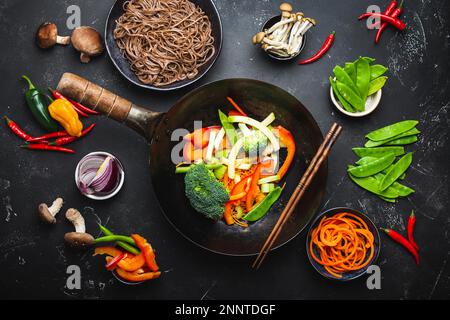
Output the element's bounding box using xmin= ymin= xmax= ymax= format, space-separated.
xmin=36 ymin=23 xmax=71 ymax=49
xmin=279 ymin=3 xmax=293 ymax=13
xmin=71 ymin=26 xmax=104 ymax=63
xmin=252 ymin=32 xmax=266 ymax=45
xmin=38 ymin=197 xmax=64 ymax=224
xmin=64 ymin=208 xmax=94 ymax=248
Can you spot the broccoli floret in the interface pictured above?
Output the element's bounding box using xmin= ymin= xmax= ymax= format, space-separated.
xmin=184 ymin=163 xmax=230 ymax=220
xmin=243 ymin=130 xmax=268 ymax=154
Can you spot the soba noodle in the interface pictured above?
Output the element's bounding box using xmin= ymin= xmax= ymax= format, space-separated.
xmin=114 ymin=0 xmax=216 ymax=87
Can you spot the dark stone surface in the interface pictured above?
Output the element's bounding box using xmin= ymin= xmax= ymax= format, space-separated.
xmin=0 ymin=0 xmax=449 ymax=299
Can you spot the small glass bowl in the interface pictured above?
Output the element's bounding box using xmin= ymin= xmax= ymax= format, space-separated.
xmin=75 ymin=151 xmax=125 ymax=200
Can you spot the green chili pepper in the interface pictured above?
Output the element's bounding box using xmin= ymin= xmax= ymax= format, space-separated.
xmin=330 ymin=77 xmax=355 ymax=113
xmin=219 ymin=109 xmax=237 ymax=144
xmin=368 ymin=76 xmax=388 ymax=96
xmin=380 ymin=153 xmax=413 ymax=191
xmin=243 ymin=187 xmax=283 ymax=222
xmin=348 ymin=172 xmax=399 ymax=199
xmin=98 ymin=225 xmax=140 ymax=255
xmin=22 ymin=75 xmax=59 ymax=132
xmin=370 ymin=65 xmax=388 ymax=80
xmin=344 ymin=62 xmax=357 ymax=83
xmin=94 ymin=235 xmax=136 ymax=246
xmin=366 ymin=120 xmax=419 ymax=141
xmin=175 ymin=163 xmax=223 ymax=174
xmin=353 ymin=146 xmax=405 ymax=158
xmin=365 ymin=128 xmax=420 ymax=147
xmin=333 ymin=66 xmax=361 ymax=97
xmin=348 ymin=153 xmax=395 ymax=177
xmin=336 ymin=81 xmax=365 ymax=111
xmin=385 ymin=135 xmax=418 ymax=146
xmin=355 ymin=57 xmax=371 ymax=100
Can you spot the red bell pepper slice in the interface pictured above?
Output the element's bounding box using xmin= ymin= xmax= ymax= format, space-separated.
xmin=131 ymin=234 xmax=159 ymax=272
xmin=184 ymin=126 xmax=221 ymax=149
xmin=105 ymin=252 xmax=126 ymax=271
xmin=274 ymin=126 xmax=296 ymax=180
xmin=246 ymin=164 xmax=262 ymax=211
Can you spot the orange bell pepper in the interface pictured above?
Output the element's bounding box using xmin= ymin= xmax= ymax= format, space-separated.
xmin=117 ymin=253 xmax=146 ymax=272
xmin=224 ymin=202 xmax=234 ymax=225
xmin=93 ymin=246 xmax=123 ymax=258
xmin=115 ymin=267 xmax=161 ymax=282
xmin=131 ymin=234 xmax=159 ymax=272
xmin=246 ymin=164 xmax=261 ymax=211
xmin=274 ymin=126 xmax=296 ymax=180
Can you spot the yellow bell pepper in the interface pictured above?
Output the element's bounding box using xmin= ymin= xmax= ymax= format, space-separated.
xmin=48 ymin=99 xmax=83 ymax=137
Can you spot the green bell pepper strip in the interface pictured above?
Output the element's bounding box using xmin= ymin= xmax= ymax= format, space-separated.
xmin=365 ymin=128 xmax=420 ymax=147
xmin=22 ymin=75 xmax=59 ymax=132
xmin=218 ymin=109 xmax=237 ymax=145
xmin=243 ymin=187 xmax=283 ymax=222
xmin=380 ymin=153 xmax=413 ymax=191
xmin=355 ymin=57 xmax=371 ymax=100
xmin=94 ymin=235 xmax=136 ymax=246
xmin=347 ymin=153 xmax=395 ymax=177
xmin=366 ymin=120 xmax=419 ymax=141
xmin=98 ymin=225 xmax=140 ymax=255
xmin=353 ymin=146 xmax=405 ymax=158
xmin=330 ymin=77 xmax=355 ymax=113
xmin=336 ymin=81 xmax=365 ymax=111
xmin=370 ymin=64 xmax=388 ymax=80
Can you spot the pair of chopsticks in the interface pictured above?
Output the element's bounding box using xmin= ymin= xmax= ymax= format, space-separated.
xmin=252 ymin=123 xmax=343 ymax=269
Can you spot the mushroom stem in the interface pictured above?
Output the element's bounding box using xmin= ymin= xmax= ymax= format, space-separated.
xmin=38 ymin=197 xmax=64 ymax=224
xmin=80 ymin=53 xmax=91 ymax=64
xmin=66 ymin=208 xmax=86 ymax=233
xmin=56 ymin=35 xmax=71 ymax=45
xmin=48 ymin=198 xmax=64 ymax=215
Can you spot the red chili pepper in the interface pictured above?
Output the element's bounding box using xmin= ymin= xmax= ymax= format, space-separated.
xmin=105 ymin=252 xmax=127 ymax=271
xmin=68 ymin=98 xmax=99 ymax=115
xmin=381 ymin=228 xmax=420 ymax=265
xmin=48 ymin=88 xmax=89 ymax=118
xmin=20 ymin=144 xmax=75 ymax=154
xmin=358 ymin=13 xmax=406 ymax=31
xmin=4 ymin=116 xmax=33 ymax=141
xmin=26 ymin=130 xmax=69 ymax=143
xmin=407 ymin=210 xmax=419 ymax=252
xmin=49 ymin=123 xmax=96 ymax=146
xmin=298 ymin=31 xmax=335 ymax=65
xmin=226 ymin=97 xmax=248 ymax=116
xmin=375 ymin=0 xmax=404 ymax=43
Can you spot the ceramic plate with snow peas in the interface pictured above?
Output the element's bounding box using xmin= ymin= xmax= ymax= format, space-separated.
xmin=330 ymin=57 xmax=388 ymax=114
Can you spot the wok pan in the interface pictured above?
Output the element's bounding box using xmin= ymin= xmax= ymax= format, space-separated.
xmin=57 ymin=73 xmax=327 ymax=256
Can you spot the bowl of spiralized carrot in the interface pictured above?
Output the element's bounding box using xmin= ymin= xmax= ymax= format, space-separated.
xmin=306 ymin=207 xmax=380 ymax=281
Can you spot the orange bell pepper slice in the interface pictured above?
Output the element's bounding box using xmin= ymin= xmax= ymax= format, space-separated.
xmin=274 ymin=126 xmax=296 ymax=180
xmin=117 ymin=253 xmax=146 ymax=272
xmin=131 ymin=234 xmax=159 ymax=272
xmin=229 ymin=192 xmax=246 ymax=201
xmin=246 ymin=164 xmax=261 ymax=211
xmin=115 ymin=267 xmax=161 ymax=282
xmin=93 ymin=246 xmax=123 ymax=258
xmin=224 ymin=202 xmax=234 ymax=225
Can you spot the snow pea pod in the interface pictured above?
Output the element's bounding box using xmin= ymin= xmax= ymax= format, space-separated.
xmin=382 ymin=164 xmax=406 ymax=179
xmin=355 ymin=57 xmax=371 ymax=99
xmin=368 ymin=76 xmax=388 ymax=96
xmin=385 ymin=135 xmax=418 ymax=146
xmin=333 ymin=66 xmax=361 ymax=97
xmin=379 ymin=196 xmax=396 ymax=203
xmin=347 ymin=153 xmax=395 ymax=177
xmin=348 ymin=172 xmax=399 ymax=198
xmin=361 ymin=56 xmax=376 ymax=64
xmin=365 ymin=128 xmax=420 ymax=147
xmin=344 ymin=62 xmax=357 ymax=83
xmin=330 ymin=77 xmax=355 ymax=113
xmin=370 ymin=64 xmax=388 ymax=80
xmin=366 ymin=120 xmax=419 ymax=141
xmin=218 ymin=109 xmax=237 ymax=144
xmin=355 ymin=156 xmax=378 ymax=165
xmin=374 ymin=173 xmax=414 ymax=196
xmin=380 ymin=153 xmax=413 ymax=191
xmin=353 ymin=146 xmax=405 ymax=158
xmin=336 ymin=81 xmax=365 ymax=111
xmin=243 ymin=187 xmax=282 ymax=222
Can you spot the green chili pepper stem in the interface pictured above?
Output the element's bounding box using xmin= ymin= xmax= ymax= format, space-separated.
xmin=22 ymin=75 xmax=36 ymax=90
xmin=94 ymin=235 xmax=136 ymax=246
xmin=98 ymin=224 xmax=140 ymax=255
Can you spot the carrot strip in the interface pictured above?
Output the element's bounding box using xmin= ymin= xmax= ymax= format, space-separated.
xmin=226 ymin=97 xmax=248 ymax=116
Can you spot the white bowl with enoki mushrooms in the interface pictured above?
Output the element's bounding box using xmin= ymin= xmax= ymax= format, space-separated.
xmin=252 ymin=3 xmax=316 ymax=61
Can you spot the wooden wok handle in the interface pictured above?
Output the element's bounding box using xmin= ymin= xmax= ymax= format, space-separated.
xmin=56 ymin=73 xmax=164 ymax=138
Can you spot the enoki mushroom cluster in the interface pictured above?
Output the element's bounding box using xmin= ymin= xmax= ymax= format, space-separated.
xmin=114 ymin=0 xmax=216 ymax=87
xmin=252 ymin=3 xmax=316 ymax=58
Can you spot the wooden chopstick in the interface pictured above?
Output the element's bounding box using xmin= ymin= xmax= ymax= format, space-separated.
xmin=252 ymin=123 xmax=343 ymax=269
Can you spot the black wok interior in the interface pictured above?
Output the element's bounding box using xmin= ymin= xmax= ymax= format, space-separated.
xmin=149 ymin=79 xmax=327 ymax=256
xmin=105 ymin=0 xmax=223 ymax=91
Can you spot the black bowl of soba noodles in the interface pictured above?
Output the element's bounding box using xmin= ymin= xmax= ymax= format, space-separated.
xmin=105 ymin=0 xmax=222 ymax=91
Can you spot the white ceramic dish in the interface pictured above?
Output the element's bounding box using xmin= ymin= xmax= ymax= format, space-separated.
xmin=75 ymin=151 xmax=125 ymax=200
xmin=330 ymin=83 xmax=382 ymax=117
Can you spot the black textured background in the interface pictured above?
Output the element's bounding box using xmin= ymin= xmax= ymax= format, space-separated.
xmin=0 ymin=0 xmax=449 ymax=299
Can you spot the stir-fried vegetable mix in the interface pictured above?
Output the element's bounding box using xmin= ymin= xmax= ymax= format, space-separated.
xmin=176 ymin=97 xmax=296 ymax=227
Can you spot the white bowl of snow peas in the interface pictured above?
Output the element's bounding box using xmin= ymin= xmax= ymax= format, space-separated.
xmin=330 ymin=57 xmax=388 ymax=117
